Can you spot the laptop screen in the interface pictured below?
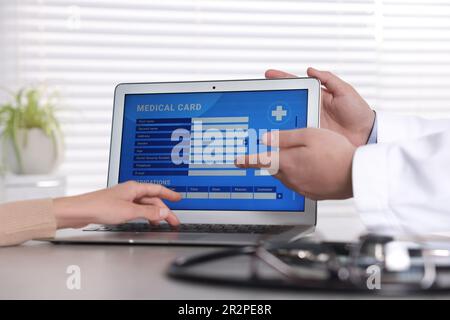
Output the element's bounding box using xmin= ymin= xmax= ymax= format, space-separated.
xmin=119 ymin=89 xmax=308 ymax=212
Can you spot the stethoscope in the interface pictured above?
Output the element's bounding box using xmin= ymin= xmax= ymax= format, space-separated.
xmin=168 ymin=234 xmax=450 ymax=294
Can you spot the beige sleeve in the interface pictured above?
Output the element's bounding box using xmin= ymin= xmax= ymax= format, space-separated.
xmin=0 ymin=198 xmax=56 ymax=247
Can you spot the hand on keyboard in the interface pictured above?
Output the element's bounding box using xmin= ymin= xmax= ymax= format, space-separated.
xmin=54 ymin=181 xmax=182 ymax=229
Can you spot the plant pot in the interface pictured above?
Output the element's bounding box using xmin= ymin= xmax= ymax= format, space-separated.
xmin=4 ymin=128 xmax=64 ymax=174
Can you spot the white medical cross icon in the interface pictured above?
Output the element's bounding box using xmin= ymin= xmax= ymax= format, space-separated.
xmin=271 ymin=105 xmax=287 ymax=121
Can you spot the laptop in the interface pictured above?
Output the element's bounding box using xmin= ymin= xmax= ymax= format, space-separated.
xmin=51 ymin=77 xmax=320 ymax=246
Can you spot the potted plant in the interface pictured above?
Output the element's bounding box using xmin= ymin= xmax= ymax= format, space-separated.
xmin=0 ymin=87 xmax=64 ymax=174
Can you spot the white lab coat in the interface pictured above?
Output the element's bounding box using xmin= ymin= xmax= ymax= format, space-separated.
xmin=352 ymin=111 xmax=450 ymax=235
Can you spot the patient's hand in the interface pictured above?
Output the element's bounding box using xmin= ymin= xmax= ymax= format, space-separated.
xmin=265 ymin=68 xmax=375 ymax=147
xmin=53 ymin=181 xmax=181 ymax=229
xmin=236 ymin=128 xmax=356 ymax=200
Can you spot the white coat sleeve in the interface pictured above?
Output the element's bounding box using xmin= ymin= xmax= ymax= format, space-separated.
xmin=377 ymin=111 xmax=450 ymax=143
xmin=352 ymin=129 xmax=450 ymax=235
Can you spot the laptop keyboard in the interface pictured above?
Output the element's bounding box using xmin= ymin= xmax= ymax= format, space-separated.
xmin=83 ymin=223 xmax=292 ymax=235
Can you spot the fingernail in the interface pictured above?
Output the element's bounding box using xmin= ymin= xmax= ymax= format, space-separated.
xmin=262 ymin=133 xmax=268 ymax=145
xmin=159 ymin=208 xmax=169 ymax=219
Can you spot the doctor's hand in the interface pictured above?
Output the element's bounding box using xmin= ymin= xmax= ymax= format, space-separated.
xmin=53 ymin=181 xmax=181 ymax=229
xmin=265 ymin=68 xmax=375 ymax=147
xmin=235 ymin=128 xmax=356 ymax=200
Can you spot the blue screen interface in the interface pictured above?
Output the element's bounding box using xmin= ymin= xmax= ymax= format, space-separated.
xmin=119 ymin=89 xmax=308 ymax=211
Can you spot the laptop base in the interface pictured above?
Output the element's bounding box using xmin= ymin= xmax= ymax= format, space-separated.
xmin=45 ymin=225 xmax=314 ymax=246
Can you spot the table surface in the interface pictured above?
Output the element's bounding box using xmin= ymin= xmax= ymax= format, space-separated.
xmin=0 ymin=214 xmax=446 ymax=299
